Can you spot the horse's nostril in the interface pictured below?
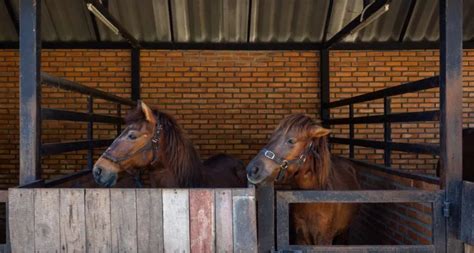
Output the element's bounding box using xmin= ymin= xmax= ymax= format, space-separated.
xmin=251 ymin=166 xmax=260 ymax=176
xmin=94 ymin=167 xmax=102 ymax=176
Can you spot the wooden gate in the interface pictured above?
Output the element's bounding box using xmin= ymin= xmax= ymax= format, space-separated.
xmin=8 ymin=188 xmax=257 ymax=253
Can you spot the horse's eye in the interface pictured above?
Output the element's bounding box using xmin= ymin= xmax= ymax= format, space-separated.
xmin=128 ymin=133 xmax=137 ymax=140
xmin=287 ymin=138 xmax=297 ymax=144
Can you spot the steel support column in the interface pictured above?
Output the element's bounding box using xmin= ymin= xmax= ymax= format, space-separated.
xmin=131 ymin=48 xmax=140 ymax=101
xmin=320 ymin=49 xmax=330 ymax=128
xmin=19 ymin=0 xmax=41 ymax=185
xmin=439 ymin=0 xmax=463 ymax=252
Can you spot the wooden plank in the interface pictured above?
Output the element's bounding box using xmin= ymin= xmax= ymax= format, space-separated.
xmin=256 ymin=185 xmax=274 ymax=253
xmin=461 ymin=181 xmax=474 ymax=245
xmin=111 ymin=189 xmax=138 ymax=253
xmin=9 ymin=189 xmax=34 ymax=253
xmin=466 ymin=244 xmax=474 ymax=253
xmin=85 ymin=189 xmax=112 ymax=253
xmin=59 ymin=189 xmax=86 ymax=253
xmin=163 ymin=189 xmax=190 ymax=253
xmin=136 ymin=189 xmax=163 ymax=253
xmin=190 ymin=189 xmax=215 ymax=253
xmin=215 ymin=189 xmax=233 ymax=253
xmin=277 ymin=190 xmax=441 ymax=204
xmin=34 ymin=189 xmax=60 ymax=253
xmin=233 ymin=189 xmax=257 ymax=253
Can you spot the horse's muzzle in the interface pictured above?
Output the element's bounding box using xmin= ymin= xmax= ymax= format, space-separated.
xmin=93 ymin=166 xmax=117 ymax=187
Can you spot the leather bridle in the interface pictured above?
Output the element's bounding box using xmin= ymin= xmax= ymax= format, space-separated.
xmin=260 ymin=143 xmax=313 ymax=182
xmin=102 ymin=122 xmax=163 ymax=168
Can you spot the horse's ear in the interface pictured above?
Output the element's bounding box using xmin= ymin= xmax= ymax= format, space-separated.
xmin=310 ymin=126 xmax=330 ymax=138
xmin=140 ymin=101 xmax=156 ymax=125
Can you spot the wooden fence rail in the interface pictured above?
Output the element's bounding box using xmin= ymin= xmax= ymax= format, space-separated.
xmin=8 ymin=188 xmax=257 ymax=253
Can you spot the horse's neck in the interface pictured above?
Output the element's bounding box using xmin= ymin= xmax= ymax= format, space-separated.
xmin=294 ymin=154 xmax=332 ymax=190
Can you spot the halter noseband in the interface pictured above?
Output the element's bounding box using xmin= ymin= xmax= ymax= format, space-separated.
xmin=260 ymin=143 xmax=313 ymax=182
xmin=102 ymin=122 xmax=163 ymax=166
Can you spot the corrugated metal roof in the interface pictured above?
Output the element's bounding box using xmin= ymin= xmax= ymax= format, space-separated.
xmin=0 ymin=0 xmax=473 ymax=45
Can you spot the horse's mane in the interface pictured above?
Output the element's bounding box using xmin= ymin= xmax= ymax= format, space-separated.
xmin=273 ymin=114 xmax=331 ymax=189
xmin=125 ymin=107 xmax=202 ymax=187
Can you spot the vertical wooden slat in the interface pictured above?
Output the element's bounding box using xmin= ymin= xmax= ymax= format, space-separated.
xmin=19 ymin=0 xmax=42 ymax=185
xmin=59 ymin=189 xmax=86 ymax=253
xmin=190 ymin=189 xmax=215 ymax=253
xmin=215 ymin=189 xmax=233 ymax=253
xmin=439 ymin=0 xmax=463 ymax=252
xmin=233 ymin=189 xmax=257 ymax=253
xmin=433 ymin=193 xmax=447 ymax=253
xmin=85 ymin=189 xmax=112 ymax=253
xmin=256 ymin=185 xmax=274 ymax=253
xmin=136 ymin=189 xmax=163 ymax=253
xmin=111 ymin=189 xmax=138 ymax=253
xmin=9 ymin=189 xmax=34 ymax=253
xmin=34 ymin=189 xmax=60 ymax=253
xmin=163 ymin=189 xmax=190 ymax=253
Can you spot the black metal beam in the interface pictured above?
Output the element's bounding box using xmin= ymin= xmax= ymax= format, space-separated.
xmin=330 ymin=137 xmax=440 ymax=155
xmin=41 ymin=73 xmax=136 ymax=106
xmin=439 ymin=0 xmax=463 ymax=252
xmin=347 ymin=158 xmax=440 ymax=185
xmin=44 ymin=169 xmax=92 ymax=187
xmin=322 ymin=0 xmax=334 ymax=44
xmin=3 ymin=41 xmax=474 ymax=51
xmin=5 ymin=0 xmax=19 ymax=35
xmin=398 ymin=0 xmax=417 ymax=42
xmin=320 ymin=49 xmax=330 ymax=128
xmin=327 ymin=110 xmax=440 ymax=125
xmin=88 ymin=12 xmax=101 ymax=42
xmin=246 ymin=0 xmax=252 ymax=43
xmin=131 ymin=48 xmax=140 ymax=101
xmin=324 ymin=0 xmax=390 ymax=49
xmin=167 ymin=0 xmax=175 ymax=42
xmin=85 ymin=0 xmax=140 ymax=48
xmin=19 ymin=0 xmax=41 ymax=185
xmin=41 ymin=139 xmax=114 ymax=156
xmin=41 ymin=108 xmax=123 ymax=124
xmin=327 ymin=76 xmax=439 ymax=108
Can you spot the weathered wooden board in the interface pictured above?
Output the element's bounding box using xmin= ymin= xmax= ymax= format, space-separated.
xmin=111 ymin=189 xmax=138 ymax=253
xmin=190 ymin=189 xmax=215 ymax=253
xmin=59 ymin=189 xmax=86 ymax=253
xmin=215 ymin=189 xmax=233 ymax=253
xmin=34 ymin=189 xmax=60 ymax=253
xmin=163 ymin=189 xmax=190 ymax=253
xmin=8 ymin=188 xmax=257 ymax=253
xmin=136 ymin=189 xmax=164 ymax=253
xmin=233 ymin=189 xmax=258 ymax=253
xmin=9 ymin=189 xmax=34 ymax=253
xmin=85 ymin=189 xmax=112 ymax=253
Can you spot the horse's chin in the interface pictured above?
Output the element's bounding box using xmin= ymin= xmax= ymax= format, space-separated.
xmin=247 ymin=175 xmax=265 ymax=185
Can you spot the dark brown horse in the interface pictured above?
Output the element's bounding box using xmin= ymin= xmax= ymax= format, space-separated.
xmin=92 ymin=101 xmax=247 ymax=188
xmin=246 ymin=114 xmax=360 ymax=245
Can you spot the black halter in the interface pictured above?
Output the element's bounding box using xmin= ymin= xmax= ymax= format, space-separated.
xmin=102 ymin=122 xmax=162 ymax=166
xmin=260 ymin=143 xmax=313 ymax=182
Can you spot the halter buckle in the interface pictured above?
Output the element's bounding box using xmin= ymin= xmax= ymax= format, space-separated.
xmin=264 ymin=150 xmax=276 ymax=160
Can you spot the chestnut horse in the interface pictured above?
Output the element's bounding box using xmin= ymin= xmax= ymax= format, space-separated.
xmin=92 ymin=101 xmax=247 ymax=188
xmin=246 ymin=114 xmax=360 ymax=245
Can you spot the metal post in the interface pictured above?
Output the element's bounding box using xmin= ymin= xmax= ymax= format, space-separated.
xmin=349 ymin=103 xmax=354 ymax=158
xmin=131 ymin=48 xmax=140 ymax=101
xmin=116 ymin=104 xmax=122 ymax=135
xmin=320 ymin=49 xmax=330 ymax=128
xmin=384 ymin=97 xmax=391 ymax=167
xmin=19 ymin=0 xmax=41 ymax=185
xmin=439 ymin=0 xmax=463 ymax=252
xmin=87 ymin=96 xmax=94 ymax=170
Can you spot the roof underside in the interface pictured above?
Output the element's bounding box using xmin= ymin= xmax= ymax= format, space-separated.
xmin=1 ymin=0 xmax=473 ymax=48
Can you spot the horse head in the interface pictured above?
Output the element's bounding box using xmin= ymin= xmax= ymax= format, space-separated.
xmin=246 ymin=114 xmax=331 ymax=188
xmin=92 ymin=101 xmax=162 ymax=187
